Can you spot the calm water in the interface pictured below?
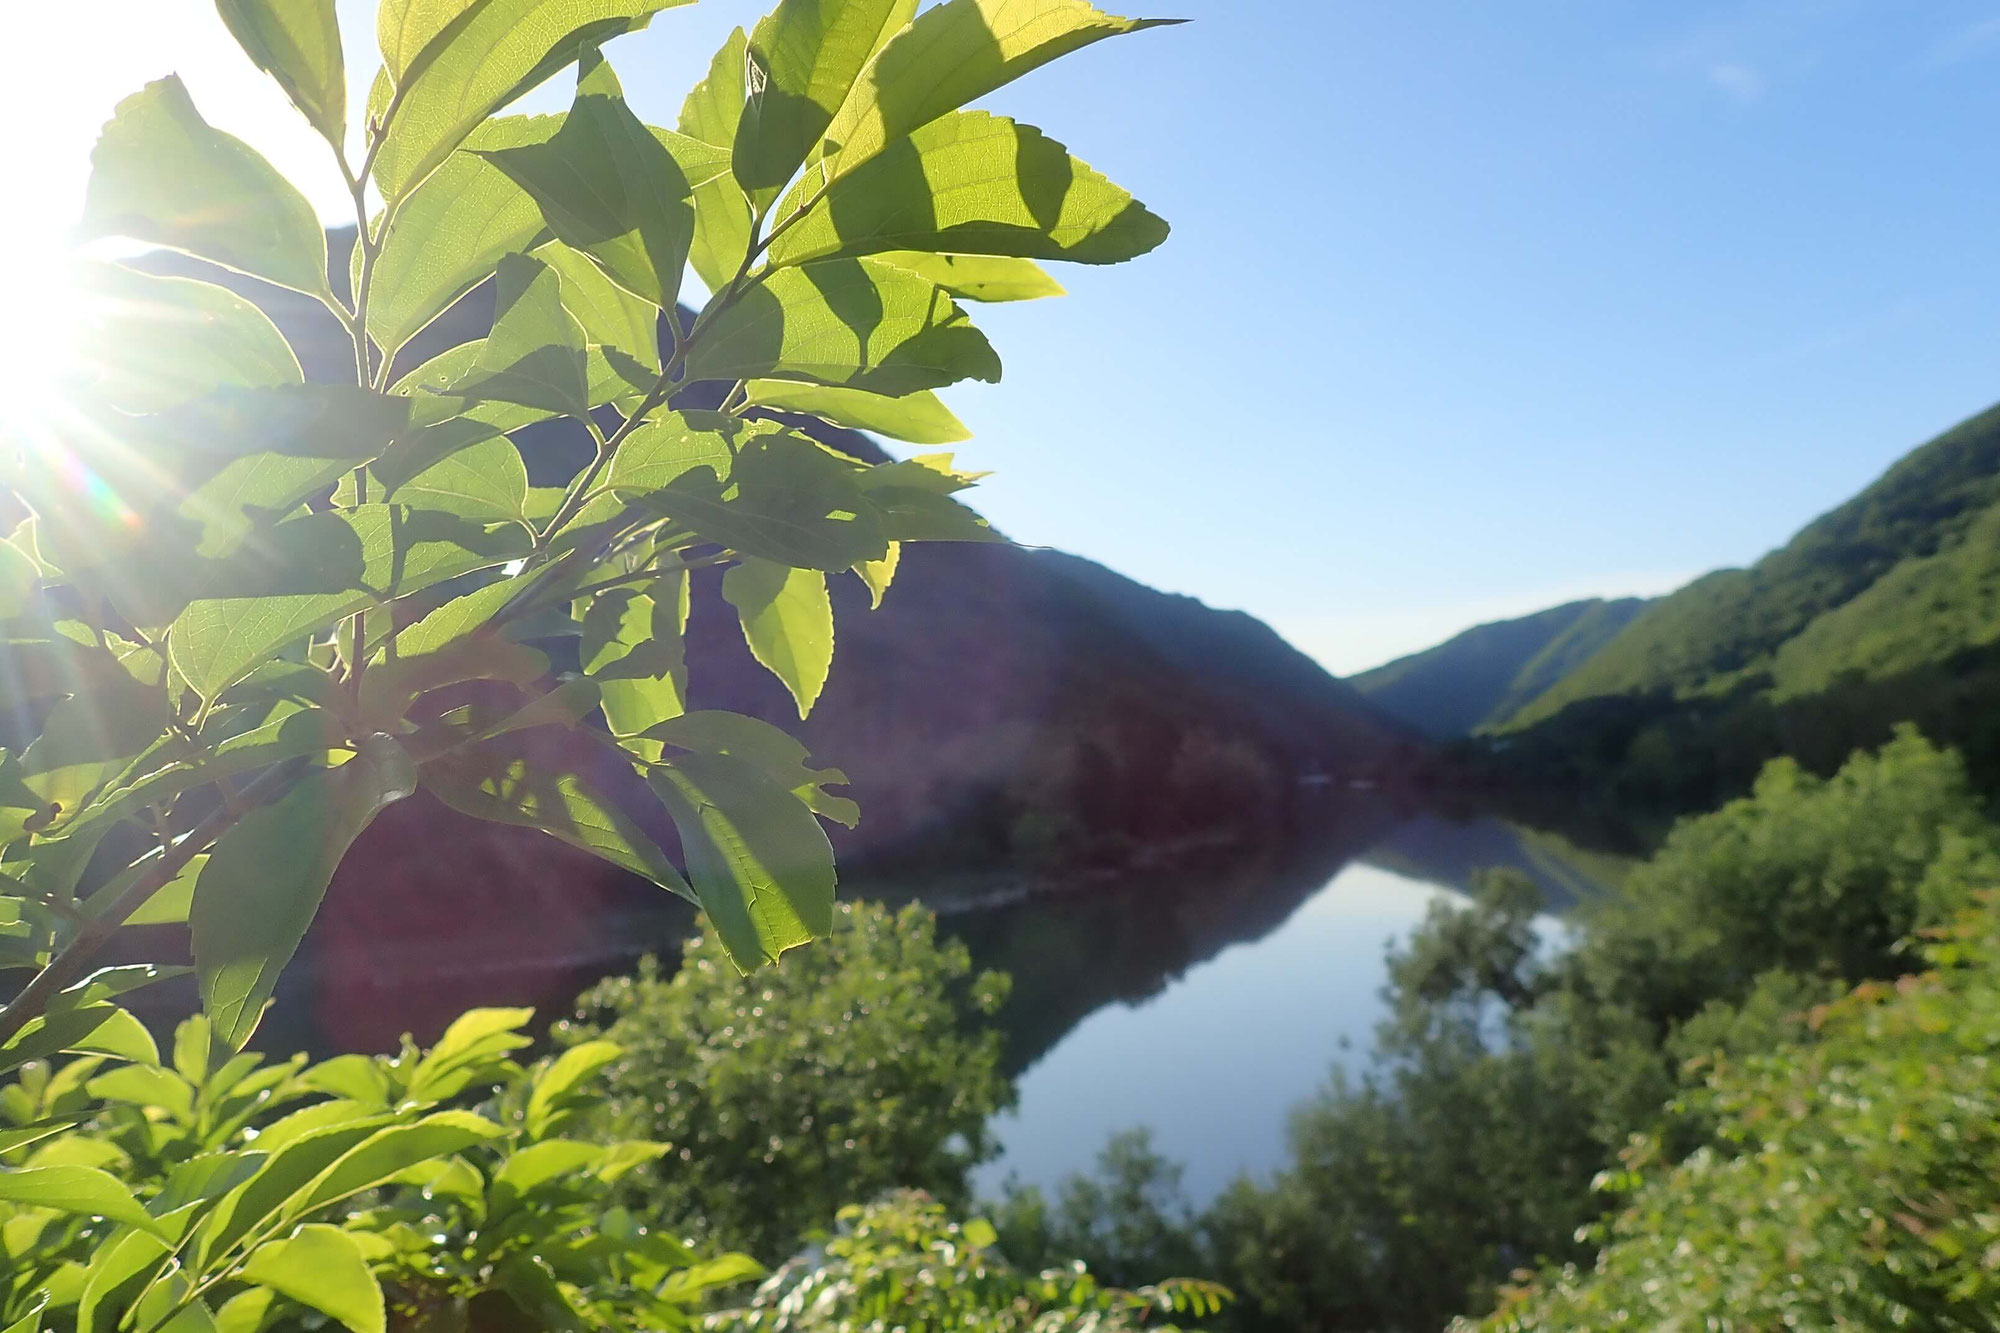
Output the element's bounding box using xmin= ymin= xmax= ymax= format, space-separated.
xmin=967 ymin=816 xmax=1611 ymax=1204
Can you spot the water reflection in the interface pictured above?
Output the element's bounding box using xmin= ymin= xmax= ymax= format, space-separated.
xmin=962 ymin=815 xmax=1620 ymax=1203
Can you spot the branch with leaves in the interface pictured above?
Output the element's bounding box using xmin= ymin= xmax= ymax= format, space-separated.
xmin=0 ymin=0 xmax=1172 ymax=1075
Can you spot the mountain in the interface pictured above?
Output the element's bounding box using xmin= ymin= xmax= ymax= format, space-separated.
xmin=112 ymin=236 xmax=1419 ymax=1050
xmin=1474 ymin=400 xmax=2000 ymax=810
xmin=1348 ymin=598 xmax=1652 ymax=738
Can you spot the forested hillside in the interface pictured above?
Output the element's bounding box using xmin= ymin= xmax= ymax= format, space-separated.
xmin=1455 ymin=401 xmax=2000 ymax=809
xmin=1350 ymin=598 xmax=1650 ymax=738
xmin=1505 ymin=401 xmax=2000 ymax=726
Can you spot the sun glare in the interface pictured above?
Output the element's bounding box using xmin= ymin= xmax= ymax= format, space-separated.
xmin=0 ymin=233 xmax=85 ymax=437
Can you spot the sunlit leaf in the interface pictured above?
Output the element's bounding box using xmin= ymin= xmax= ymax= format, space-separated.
xmin=216 ymin=0 xmax=347 ymax=144
xmin=75 ymin=264 xmax=302 ymax=414
xmin=645 ymin=710 xmax=857 ymax=826
xmin=743 ymin=380 xmax=969 ymax=444
xmin=579 ymin=573 xmax=688 ymax=739
xmin=366 ymin=115 xmax=560 ymax=356
xmin=722 ymin=558 xmax=833 ymax=717
xmin=769 ymin=112 xmax=1166 ymax=267
xmin=678 ymin=27 xmax=755 ymax=292
xmin=370 ymin=0 xmax=691 ymax=201
xmin=875 ymin=251 xmax=1065 ymax=302
xmin=686 ymin=257 xmax=1000 ymax=396
xmin=649 ymin=749 xmax=835 ymax=970
xmin=477 ymin=51 xmax=693 ymax=310
xmin=735 ymin=0 xmax=917 ymax=204
xmin=449 ymin=253 xmax=588 ymax=417
xmin=82 ymin=76 xmax=328 ymax=297
xmin=169 ymin=505 xmax=531 ymax=706
xmin=811 ymin=0 xmax=1178 ymax=193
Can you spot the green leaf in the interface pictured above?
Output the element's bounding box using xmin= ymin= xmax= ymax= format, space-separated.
xmin=195 ymin=1117 xmax=394 ymax=1259
xmin=239 ymin=1225 xmax=383 ymax=1333
xmin=743 ymin=380 xmax=969 ymax=444
xmin=722 ymin=558 xmax=833 ymax=717
xmin=78 ymin=1228 xmax=173 ymax=1333
xmin=812 ymin=0 xmax=1178 ymax=191
xmin=212 ymin=1289 xmax=273 ymax=1333
xmin=645 ymin=710 xmax=857 ymax=826
xmin=537 ymin=241 xmax=661 ymax=381
xmin=0 ymin=1167 xmax=163 ymax=1237
xmin=678 ymin=27 xmax=756 ymax=292
xmin=370 ymin=0 xmax=691 ymax=201
xmin=75 ymin=263 xmax=302 ymax=413
xmin=580 ymin=574 xmax=689 ymax=739
xmin=82 ymin=76 xmax=328 ymax=297
xmin=875 ymin=251 xmax=1065 ymax=302
xmin=491 ymin=1140 xmax=610 ymax=1208
xmin=603 ymin=411 xmax=742 ymax=496
xmin=734 ymin=0 xmax=917 ymax=203
xmin=216 ymin=0 xmax=347 ymax=144
xmin=169 ymin=505 xmax=531 ymax=706
xmin=422 ymin=730 xmax=692 ymax=898
xmin=393 ymin=437 xmax=531 ymax=525
xmin=649 ymin=750 xmax=835 ymax=970
xmin=767 ymin=112 xmax=1166 ymax=267
xmin=685 ymin=257 xmax=1000 ymax=396
xmin=192 ymin=735 xmax=418 ymax=1049
xmin=367 ymin=115 xmax=560 ymax=356
xmin=648 ymin=430 xmax=887 ymax=570
xmin=524 ymin=1042 xmax=621 ymax=1138
xmin=121 ymin=856 xmax=204 ymax=927
xmin=854 ymin=541 xmax=899 ymax=607
xmin=285 ymin=1112 xmax=501 ymax=1216
xmin=476 ymin=50 xmax=693 ymax=311
xmin=451 ymin=253 xmax=588 ymax=417
xmin=376 ymin=0 xmax=477 ymax=80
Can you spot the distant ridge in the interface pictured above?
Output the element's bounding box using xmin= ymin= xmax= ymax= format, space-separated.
xmin=1348 ymin=598 xmax=1652 ymax=739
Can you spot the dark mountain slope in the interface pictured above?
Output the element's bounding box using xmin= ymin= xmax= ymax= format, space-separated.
xmin=1349 ymin=598 xmax=1650 ymax=739
xmin=118 ymin=237 xmax=1417 ymax=1049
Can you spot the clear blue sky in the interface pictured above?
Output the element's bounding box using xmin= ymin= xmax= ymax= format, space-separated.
xmin=13 ymin=1 xmax=2000 ymax=671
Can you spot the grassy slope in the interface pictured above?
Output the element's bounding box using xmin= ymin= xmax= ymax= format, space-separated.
xmin=1503 ymin=400 xmax=2000 ymax=729
xmin=1351 ymin=599 xmax=1651 ymax=739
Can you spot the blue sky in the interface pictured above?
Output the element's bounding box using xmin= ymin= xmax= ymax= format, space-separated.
xmin=12 ymin=1 xmax=2000 ymax=671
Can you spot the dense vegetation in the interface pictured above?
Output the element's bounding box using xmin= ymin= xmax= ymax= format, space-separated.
xmin=995 ymin=728 xmax=2000 ymax=1330
xmin=1349 ymin=597 xmax=1650 ymax=739
xmin=1472 ymin=894 xmax=2000 ymax=1330
xmin=1455 ymin=400 xmax=2000 ymax=815
xmin=562 ymin=901 xmax=1012 ymax=1262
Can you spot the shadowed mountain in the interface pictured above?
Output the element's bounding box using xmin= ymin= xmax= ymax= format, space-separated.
xmin=1349 ymin=598 xmax=1651 ymax=739
xmin=111 ymin=234 xmax=1419 ymax=1051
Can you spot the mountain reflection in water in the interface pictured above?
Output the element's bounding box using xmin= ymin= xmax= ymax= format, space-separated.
xmin=957 ymin=810 xmax=1621 ymax=1203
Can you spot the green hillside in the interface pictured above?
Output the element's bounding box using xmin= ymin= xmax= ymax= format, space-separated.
xmin=1504 ymin=400 xmax=2000 ymax=729
xmin=1350 ymin=598 xmax=1650 ymax=738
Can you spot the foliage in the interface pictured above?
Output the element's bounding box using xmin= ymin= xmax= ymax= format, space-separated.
xmin=1471 ymin=895 xmax=2000 ymax=1331
xmin=993 ymin=1130 xmax=1207 ymax=1295
xmin=0 ymin=1003 xmax=756 ymax=1333
xmin=0 ymin=0 xmax=1171 ymax=1060
xmin=1503 ymin=398 xmax=2000 ymax=730
xmin=563 ymin=900 xmax=1013 ymax=1261
xmin=999 ymin=731 xmax=2000 ymax=1331
xmin=706 ymin=1191 xmax=1229 ymax=1332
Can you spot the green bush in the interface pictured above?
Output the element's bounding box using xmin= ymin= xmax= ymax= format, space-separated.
xmin=707 ymin=1191 xmax=1229 ymax=1332
xmin=1472 ymin=896 xmax=2000 ymax=1331
xmin=562 ymin=900 xmax=1013 ymax=1261
xmin=0 ymin=1004 xmax=756 ymax=1333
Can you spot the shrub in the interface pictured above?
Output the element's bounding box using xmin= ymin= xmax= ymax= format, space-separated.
xmin=562 ymin=900 xmax=1012 ymax=1260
